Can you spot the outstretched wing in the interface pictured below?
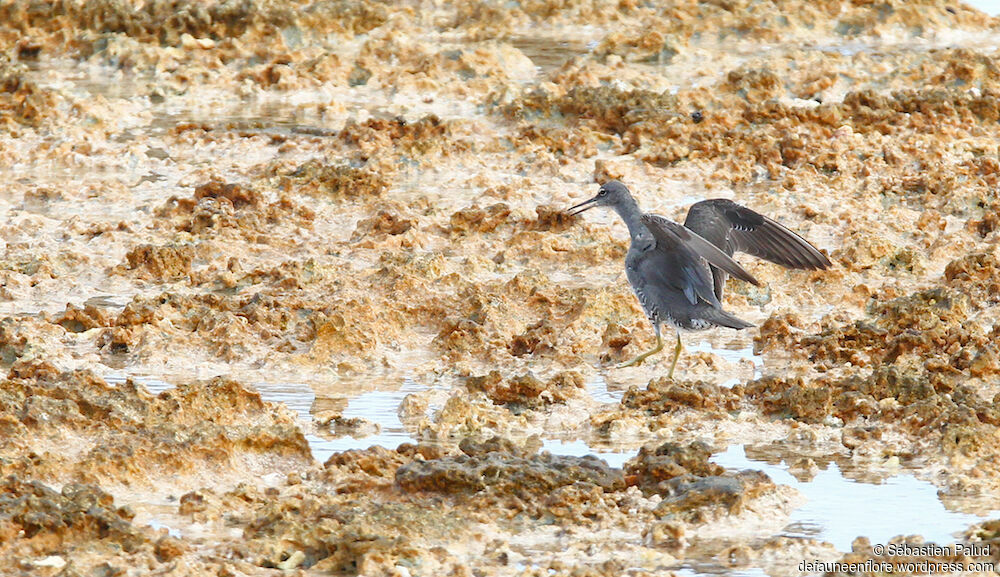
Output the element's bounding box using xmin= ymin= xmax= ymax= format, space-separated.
xmin=639 ymin=214 xmax=760 ymax=307
xmin=684 ymin=198 xmax=831 ymax=299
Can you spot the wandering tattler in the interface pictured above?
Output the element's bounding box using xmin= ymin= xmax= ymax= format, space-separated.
xmin=567 ymin=180 xmax=831 ymax=377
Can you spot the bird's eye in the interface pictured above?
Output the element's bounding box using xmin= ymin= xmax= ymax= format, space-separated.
xmin=598 ymin=189 xmax=607 ymax=197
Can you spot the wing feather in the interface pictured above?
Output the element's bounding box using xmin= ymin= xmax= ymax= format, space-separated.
xmin=683 ymin=199 xmax=831 ymax=299
xmin=685 ymin=198 xmax=831 ymax=270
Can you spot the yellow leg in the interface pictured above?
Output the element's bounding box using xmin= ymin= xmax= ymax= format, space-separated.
xmin=667 ymin=332 xmax=683 ymax=379
xmin=618 ymin=328 xmax=664 ymax=368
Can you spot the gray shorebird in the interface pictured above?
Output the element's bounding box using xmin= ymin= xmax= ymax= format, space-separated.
xmin=567 ymin=180 xmax=830 ymax=377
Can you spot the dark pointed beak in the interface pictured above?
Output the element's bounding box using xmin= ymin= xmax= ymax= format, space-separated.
xmin=567 ymin=196 xmax=599 ymax=216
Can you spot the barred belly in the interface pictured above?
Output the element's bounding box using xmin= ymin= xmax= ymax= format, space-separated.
xmin=669 ymin=317 xmax=714 ymax=331
xmin=632 ymin=285 xmax=658 ymax=323
xmin=633 ymin=285 xmax=714 ymax=332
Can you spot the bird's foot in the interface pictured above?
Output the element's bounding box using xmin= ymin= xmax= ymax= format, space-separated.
xmin=616 ymin=348 xmax=659 ymax=369
xmin=616 ymin=356 xmax=646 ymax=369
xmin=615 ymin=332 xmax=665 ymax=369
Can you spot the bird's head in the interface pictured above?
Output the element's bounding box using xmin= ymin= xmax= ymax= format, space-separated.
xmin=567 ymin=180 xmax=633 ymax=216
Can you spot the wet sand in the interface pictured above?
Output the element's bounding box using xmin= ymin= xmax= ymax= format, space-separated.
xmin=4 ymin=1 xmax=1000 ymax=575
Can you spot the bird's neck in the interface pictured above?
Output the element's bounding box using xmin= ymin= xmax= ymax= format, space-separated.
xmin=614 ymin=200 xmax=650 ymax=242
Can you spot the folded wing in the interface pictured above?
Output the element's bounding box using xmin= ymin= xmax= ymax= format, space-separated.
xmin=640 ymin=214 xmax=760 ymax=307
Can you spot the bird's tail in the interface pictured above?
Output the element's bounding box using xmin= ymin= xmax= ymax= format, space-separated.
xmin=705 ymin=308 xmax=754 ymax=330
